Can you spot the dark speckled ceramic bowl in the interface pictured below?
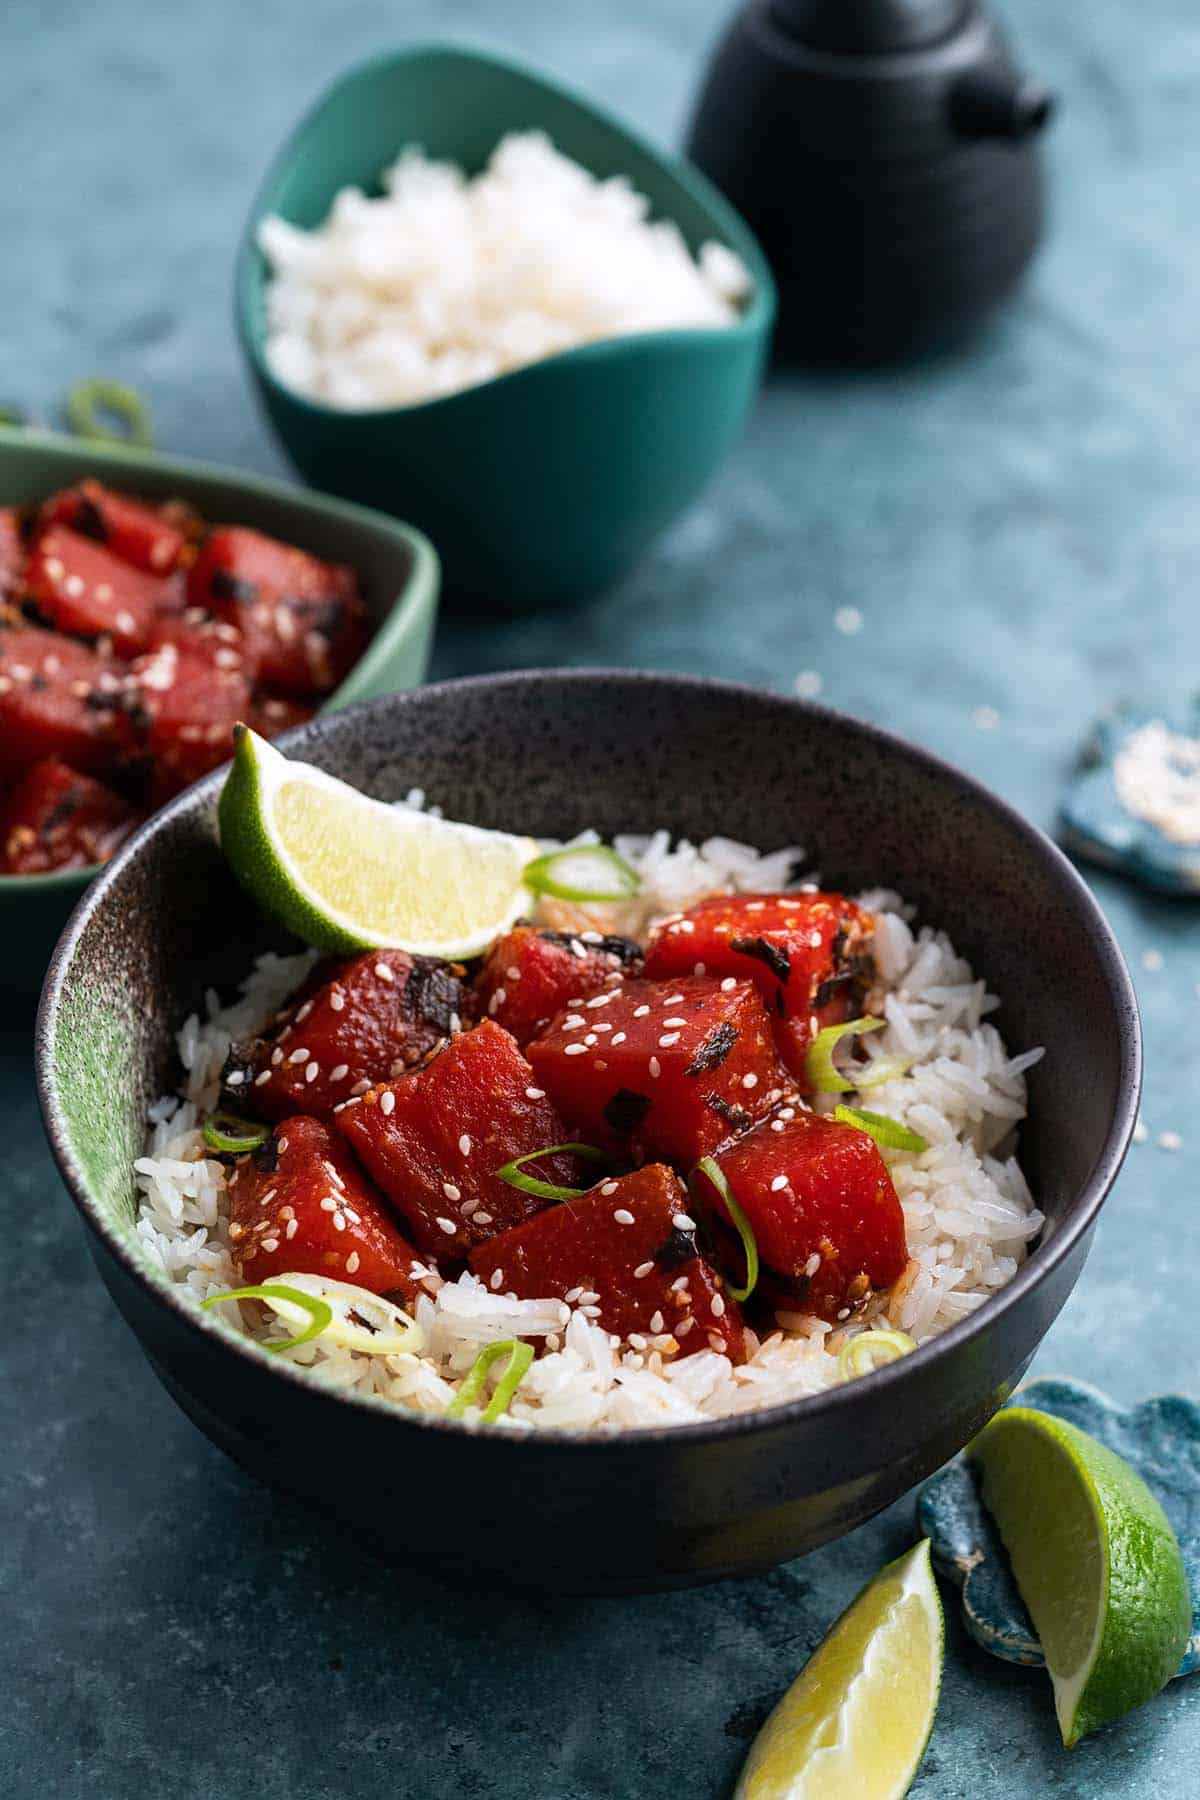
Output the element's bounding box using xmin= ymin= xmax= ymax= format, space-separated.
xmin=35 ymin=672 xmax=1140 ymax=1593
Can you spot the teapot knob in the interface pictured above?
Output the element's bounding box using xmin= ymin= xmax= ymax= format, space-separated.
xmin=951 ymin=68 xmax=1056 ymax=141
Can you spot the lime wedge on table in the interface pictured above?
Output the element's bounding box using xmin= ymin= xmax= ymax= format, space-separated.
xmin=969 ymin=1406 xmax=1191 ymax=1747
xmin=735 ymin=1539 xmax=942 ymax=1800
xmin=217 ymin=727 xmax=537 ymax=959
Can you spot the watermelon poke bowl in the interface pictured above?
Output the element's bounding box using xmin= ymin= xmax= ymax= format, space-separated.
xmin=0 ymin=427 xmax=438 ymax=988
xmin=36 ymin=672 xmax=1140 ymax=1590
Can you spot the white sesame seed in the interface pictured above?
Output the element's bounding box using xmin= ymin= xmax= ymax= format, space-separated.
xmin=351 ymin=1079 xmax=371 ymax=1097
xmin=611 ymin=1032 xmax=627 ymax=1045
xmin=628 ymin=1334 xmax=648 ymax=1352
xmin=648 ymin=1056 xmax=661 ymax=1078
xmin=658 ymin=1032 xmax=681 ymax=1048
xmin=1159 ymin=1130 xmax=1183 ymax=1151
xmin=722 ymin=977 xmax=738 ymax=993
xmin=564 ymin=1043 xmax=588 ymax=1056
xmin=770 ymin=1174 xmax=788 ymax=1191
xmin=344 ymin=1210 xmax=360 ymax=1225
xmin=1143 ymin=948 xmax=1164 ymax=972
xmin=971 ymin=704 xmax=1001 ymax=732
xmin=319 ymin=1196 xmax=337 ymax=1212
xmin=261 ymin=1237 xmax=279 ymax=1253
xmin=613 ymin=1208 xmax=636 ymax=1225
xmin=633 ymin=1005 xmax=651 ymax=1018
xmin=570 ymin=939 xmax=587 ymax=959
xmin=295 ymin=1000 xmax=314 ymax=1023
xmin=332 ymin=1213 xmax=346 ymax=1232
xmin=286 ymin=1218 xmax=298 ymax=1239
xmin=506 ymin=965 xmax=521 ymax=981
xmin=305 ymin=1061 xmax=319 ymax=1083
xmin=474 ymin=1212 xmax=492 ymax=1226
xmin=834 ymin=605 xmax=863 ymax=635
xmin=329 ymin=990 xmax=345 ymax=1012
xmin=562 ymin=1014 xmax=586 ymax=1030
xmin=323 ymin=1160 xmax=344 ymax=1187
xmin=672 ymin=1212 xmax=697 ymax=1231
xmin=794 ymin=669 xmax=823 ymax=700
xmin=490 ymin=1269 xmax=504 ymax=1290
xmin=346 ymin=1252 xmax=360 ymax=1274
xmin=837 ymin=1307 xmax=851 ymax=1320
xmin=649 ymin=1310 xmax=665 ymax=1333
xmin=563 ymin=1286 xmax=584 ymax=1304
xmin=461 ymin=1197 xmax=479 ymax=1217
xmin=288 ymin=1047 xmax=310 ymax=1064
xmin=270 ymin=1048 xmax=284 ymax=1066
xmin=664 ymin=994 xmax=684 ymax=1005
xmin=671 ymin=1275 xmax=689 ymax=1292
xmin=225 ymin=1070 xmax=245 ymax=1086
xmin=676 ymin=1316 xmax=695 ymax=1337
xmin=488 ymin=988 xmax=506 ymax=1015
xmin=578 ymin=1290 xmax=600 ymax=1306
xmin=771 ymin=1119 xmax=785 ymax=1132
xmin=634 ymin=1261 xmax=655 ymax=1279
xmin=600 ymin=1180 xmax=619 ymax=1196
xmin=459 ymin=1134 xmax=472 ymax=1155
xmin=742 ymin=1073 xmax=759 ymax=1090
xmin=330 ymin=1063 xmax=349 ymax=1082
xmin=375 ymin=962 xmax=395 ymax=983
xmin=584 ymin=1033 xmax=598 ymax=1046
xmin=443 ymin=1181 xmax=462 ymax=1201
xmin=580 ymin=1304 xmax=602 ymax=1318
xmin=436 ymin=1217 xmax=457 ymax=1234
xmin=379 ymin=1091 xmax=395 ymax=1116
xmin=711 ymin=1294 xmax=726 ymax=1318
xmin=254 ymin=1069 xmax=271 ymax=1087
xmin=662 ymin=1016 xmax=688 ymax=1028
xmin=525 ymin=1086 xmax=545 ymax=1100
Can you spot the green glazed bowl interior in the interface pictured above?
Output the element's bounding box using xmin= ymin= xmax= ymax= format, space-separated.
xmin=236 ymin=41 xmax=777 ymax=606
xmin=0 ymin=425 xmax=439 ymax=992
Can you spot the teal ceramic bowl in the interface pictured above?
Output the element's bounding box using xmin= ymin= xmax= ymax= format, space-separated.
xmin=0 ymin=426 xmax=439 ymax=992
xmin=235 ymin=42 xmax=776 ymax=607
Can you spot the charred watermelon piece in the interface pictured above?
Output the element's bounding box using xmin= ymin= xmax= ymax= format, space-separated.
xmin=696 ymin=1108 xmax=908 ymax=1323
xmin=526 ymin=976 xmax=783 ymax=1169
xmin=644 ymin=893 xmax=875 ymax=1084
xmin=0 ymin=509 xmax=24 ymax=601
xmin=221 ymin=949 xmax=467 ymax=1125
xmin=24 ymin=524 xmax=174 ymax=657
xmin=0 ymin=756 xmax=139 ymax=873
xmin=468 ymin=1163 xmax=745 ymax=1362
xmin=40 ymin=479 xmax=187 ymax=574
xmin=335 ymin=1018 xmax=579 ymax=1260
xmin=0 ymin=622 xmax=137 ymax=776
xmin=129 ymin=638 xmax=251 ymax=801
xmin=227 ymin=1115 xmax=425 ymax=1301
xmin=473 ymin=923 xmax=642 ymax=1046
xmin=188 ymin=525 xmax=367 ymax=697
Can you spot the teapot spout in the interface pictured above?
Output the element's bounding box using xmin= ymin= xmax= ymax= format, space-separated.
xmin=951 ymin=68 xmax=1055 ymax=140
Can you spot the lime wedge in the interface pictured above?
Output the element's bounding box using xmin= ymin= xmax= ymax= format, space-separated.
xmin=735 ymin=1539 xmax=942 ymax=1800
xmin=969 ymin=1406 xmax=1191 ymax=1747
xmin=217 ymin=726 xmax=537 ymax=959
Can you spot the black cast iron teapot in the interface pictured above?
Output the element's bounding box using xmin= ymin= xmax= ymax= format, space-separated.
xmin=686 ymin=0 xmax=1055 ymax=362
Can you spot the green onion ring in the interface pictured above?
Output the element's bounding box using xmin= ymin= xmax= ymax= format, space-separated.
xmin=832 ymin=1105 xmax=928 ymax=1154
xmin=446 ymin=1338 xmax=535 ymax=1422
xmin=837 ymin=1328 xmax=917 ymax=1382
xmin=522 ymin=844 xmax=641 ymax=904
xmin=202 ymin=1110 xmax=270 ymax=1155
xmin=202 ymin=1282 xmax=333 ymax=1354
xmin=804 ymin=1016 xmax=911 ymax=1093
xmin=65 ymin=378 xmax=154 ymax=447
xmin=495 ymin=1142 xmax=611 ymax=1204
xmin=690 ymin=1155 xmax=758 ymax=1303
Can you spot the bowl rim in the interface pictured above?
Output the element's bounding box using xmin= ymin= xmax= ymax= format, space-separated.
xmin=36 ymin=669 xmax=1142 ymax=1451
xmin=235 ymin=37 xmax=779 ymax=426
xmin=0 ymin=422 xmax=439 ymax=899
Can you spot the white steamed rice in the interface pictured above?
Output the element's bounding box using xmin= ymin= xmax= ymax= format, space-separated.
xmin=134 ymin=822 xmax=1043 ymax=1433
xmin=259 ymin=131 xmax=752 ymax=411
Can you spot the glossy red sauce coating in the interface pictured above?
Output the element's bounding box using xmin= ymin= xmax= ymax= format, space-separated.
xmin=188 ymin=526 xmax=367 ymax=698
xmin=643 ymin=892 xmax=875 ymax=1083
xmin=697 ymin=1107 xmax=908 ymax=1322
xmin=131 ymin=641 xmax=253 ymax=802
xmin=0 ymin=756 xmax=137 ymax=874
xmin=228 ymin=1115 xmax=424 ymax=1301
xmin=0 ymin=622 xmax=137 ymax=775
xmin=24 ymin=524 xmax=174 ymax=657
xmin=335 ymin=1018 xmax=581 ymax=1261
xmin=222 ymin=949 xmax=466 ymax=1125
xmin=41 ymin=479 xmax=188 ymax=574
xmin=526 ymin=975 xmax=784 ymax=1168
xmin=472 ymin=923 xmax=642 ymax=1046
xmin=468 ymin=1162 xmax=746 ymax=1362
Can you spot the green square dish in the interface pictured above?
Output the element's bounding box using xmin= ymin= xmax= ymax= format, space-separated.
xmin=0 ymin=425 xmax=439 ymax=991
xmin=236 ymin=41 xmax=777 ymax=606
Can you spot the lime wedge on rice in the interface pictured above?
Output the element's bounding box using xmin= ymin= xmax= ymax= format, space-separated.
xmin=968 ymin=1406 xmax=1191 ymax=1747
xmin=735 ymin=1539 xmax=942 ymax=1800
xmin=218 ymin=726 xmax=537 ymax=958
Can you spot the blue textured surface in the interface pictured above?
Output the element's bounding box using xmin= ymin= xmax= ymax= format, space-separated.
xmin=920 ymin=1378 xmax=1200 ymax=1679
xmin=1059 ymin=701 xmax=1200 ymax=893
xmin=4 ymin=2 xmax=1200 ymax=1796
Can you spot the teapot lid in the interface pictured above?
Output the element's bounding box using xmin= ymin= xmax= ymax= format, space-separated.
xmin=770 ymin=0 xmax=967 ymax=54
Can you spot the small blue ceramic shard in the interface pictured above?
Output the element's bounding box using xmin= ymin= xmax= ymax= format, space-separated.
xmin=918 ymin=1377 xmax=1200 ymax=1680
xmin=1058 ymin=699 xmax=1200 ymax=894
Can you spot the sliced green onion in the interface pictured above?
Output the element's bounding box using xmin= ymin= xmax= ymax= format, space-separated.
xmin=495 ymin=1142 xmax=611 ymax=1204
xmin=832 ymin=1106 xmax=928 ymax=1154
xmin=202 ymin=1110 xmax=269 ymax=1155
xmin=805 ymin=1016 xmax=911 ymax=1093
xmin=690 ymin=1155 xmax=758 ymax=1303
xmin=522 ymin=844 xmax=641 ymax=903
xmin=446 ymin=1338 xmax=535 ymax=1423
xmin=202 ymin=1282 xmax=333 ymax=1353
xmin=837 ymin=1328 xmax=917 ymax=1382
xmin=65 ymin=378 xmax=153 ymax=447
xmin=246 ymin=1272 xmax=425 ymax=1357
